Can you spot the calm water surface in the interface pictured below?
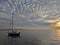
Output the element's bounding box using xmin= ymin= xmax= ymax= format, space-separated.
xmin=0 ymin=29 xmax=60 ymax=45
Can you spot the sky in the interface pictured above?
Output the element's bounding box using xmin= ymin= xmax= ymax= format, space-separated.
xmin=0 ymin=0 xmax=60 ymax=29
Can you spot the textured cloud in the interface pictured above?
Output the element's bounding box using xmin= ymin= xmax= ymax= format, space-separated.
xmin=0 ymin=0 xmax=60 ymax=28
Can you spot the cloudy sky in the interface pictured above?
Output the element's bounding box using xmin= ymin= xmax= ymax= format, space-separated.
xmin=0 ymin=0 xmax=60 ymax=29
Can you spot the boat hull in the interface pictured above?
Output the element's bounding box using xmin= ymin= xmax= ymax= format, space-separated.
xmin=8 ymin=32 xmax=20 ymax=37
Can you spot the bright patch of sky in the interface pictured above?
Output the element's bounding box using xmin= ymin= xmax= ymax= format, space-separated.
xmin=0 ymin=0 xmax=60 ymax=28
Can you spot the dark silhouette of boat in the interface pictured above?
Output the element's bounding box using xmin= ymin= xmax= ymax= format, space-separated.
xmin=8 ymin=14 xmax=20 ymax=37
xmin=8 ymin=32 xmax=20 ymax=37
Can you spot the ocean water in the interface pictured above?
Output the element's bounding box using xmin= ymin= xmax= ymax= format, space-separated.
xmin=0 ymin=29 xmax=60 ymax=45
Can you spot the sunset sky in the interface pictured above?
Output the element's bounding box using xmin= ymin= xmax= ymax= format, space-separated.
xmin=0 ymin=0 xmax=60 ymax=29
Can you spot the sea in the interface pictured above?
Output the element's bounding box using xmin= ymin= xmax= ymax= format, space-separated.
xmin=0 ymin=29 xmax=60 ymax=45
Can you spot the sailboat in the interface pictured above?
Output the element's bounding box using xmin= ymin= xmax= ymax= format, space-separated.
xmin=8 ymin=14 xmax=20 ymax=37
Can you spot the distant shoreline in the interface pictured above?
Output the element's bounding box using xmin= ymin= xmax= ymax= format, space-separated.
xmin=0 ymin=28 xmax=51 ymax=30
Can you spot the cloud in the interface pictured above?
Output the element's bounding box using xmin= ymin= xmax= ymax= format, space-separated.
xmin=0 ymin=22 xmax=9 ymax=29
xmin=0 ymin=0 xmax=60 ymax=28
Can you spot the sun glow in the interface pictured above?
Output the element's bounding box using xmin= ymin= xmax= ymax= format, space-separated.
xmin=55 ymin=22 xmax=60 ymax=26
xmin=53 ymin=21 xmax=60 ymax=28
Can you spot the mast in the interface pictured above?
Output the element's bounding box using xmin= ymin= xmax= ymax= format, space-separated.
xmin=12 ymin=14 xmax=14 ymax=32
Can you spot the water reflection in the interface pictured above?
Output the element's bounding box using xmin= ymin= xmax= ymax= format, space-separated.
xmin=1 ymin=29 xmax=60 ymax=45
xmin=51 ymin=29 xmax=60 ymax=40
xmin=48 ymin=29 xmax=60 ymax=45
xmin=7 ymin=29 xmax=60 ymax=45
xmin=55 ymin=29 xmax=60 ymax=37
xmin=8 ymin=37 xmax=20 ymax=45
